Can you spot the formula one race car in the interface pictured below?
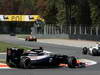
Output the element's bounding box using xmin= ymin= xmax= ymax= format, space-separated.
xmin=10 ymin=33 xmax=16 ymax=36
xmin=25 ymin=35 xmax=37 ymax=42
xmin=6 ymin=47 xmax=85 ymax=69
xmin=82 ymin=43 xmax=100 ymax=56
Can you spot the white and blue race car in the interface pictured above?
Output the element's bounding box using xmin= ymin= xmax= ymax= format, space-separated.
xmin=82 ymin=43 xmax=100 ymax=56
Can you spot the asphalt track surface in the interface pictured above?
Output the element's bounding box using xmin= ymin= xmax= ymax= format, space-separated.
xmin=0 ymin=35 xmax=100 ymax=75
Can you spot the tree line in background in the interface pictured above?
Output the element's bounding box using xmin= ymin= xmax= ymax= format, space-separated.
xmin=0 ymin=0 xmax=100 ymax=27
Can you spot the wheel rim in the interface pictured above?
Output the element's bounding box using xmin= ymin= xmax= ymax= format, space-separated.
xmin=23 ymin=58 xmax=31 ymax=68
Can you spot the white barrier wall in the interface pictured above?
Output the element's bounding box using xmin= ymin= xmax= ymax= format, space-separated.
xmin=31 ymin=25 xmax=100 ymax=40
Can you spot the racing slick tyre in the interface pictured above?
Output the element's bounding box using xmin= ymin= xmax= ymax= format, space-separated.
xmin=92 ymin=49 xmax=98 ymax=56
xmin=34 ymin=39 xmax=37 ymax=42
xmin=82 ymin=47 xmax=88 ymax=55
xmin=20 ymin=57 xmax=32 ymax=69
xmin=25 ymin=39 xmax=27 ymax=41
xmin=67 ymin=56 xmax=77 ymax=68
xmin=6 ymin=48 xmax=14 ymax=67
xmin=6 ymin=49 xmax=10 ymax=64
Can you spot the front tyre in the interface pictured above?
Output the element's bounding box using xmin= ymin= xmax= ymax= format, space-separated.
xmin=82 ymin=47 xmax=88 ymax=55
xmin=67 ymin=56 xmax=77 ymax=68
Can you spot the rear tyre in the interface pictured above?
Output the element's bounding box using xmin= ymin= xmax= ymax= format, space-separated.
xmin=6 ymin=49 xmax=11 ymax=65
xmin=6 ymin=49 xmax=10 ymax=63
xmin=82 ymin=47 xmax=88 ymax=54
xmin=20 ymin=57 xmax=32 ymax=69
xmin=6 ymin=48 xmax=15 ymax=67
xmin=67 ymin=56 xmax=77 ymax=68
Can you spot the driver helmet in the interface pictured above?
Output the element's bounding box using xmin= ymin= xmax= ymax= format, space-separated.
xmin=26 ymin=50 xmax=31 ymax=53
xmin=39 ymin=47 xmax=43 ymax=50
xmin=29 ymin=35 xmax=32 ymax=38
xmin=96 ymin=42 xmax=100 ymax=48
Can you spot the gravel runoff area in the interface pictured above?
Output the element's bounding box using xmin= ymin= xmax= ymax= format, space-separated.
xmin=37 ymin=39 xmax=98 ymax=48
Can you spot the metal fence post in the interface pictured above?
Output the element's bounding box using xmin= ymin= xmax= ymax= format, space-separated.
xmin=84 ymin=26 xmax=87 ymax=35
xmin=48 ymin=25 xmax=50 ymax=35
xmin=69 ymin=25 xmax=71 ymax=34
xmin=60 ymin=25 xmax=62 ymax=34
xmin=74 ymin=25 xmax=76 ymax=35
xmin=90 ymin=27 xmax=92 ymax=35
xmin=44 ymin=25 xmax=47 ymax=35
xmin=52 ymin=25 xmax=53 ymax=34
xmin=80 ymin=26 xmax=82 ymax=35
xmin=54 ymin=25 xmax=55 ymax=34
xmin=96 ymin=26 xmax=98 ymax=36
xmin=47 ymin=25 xmax=49 ymax=35
xmin=49 ymin=25 xmax=51 ymax=35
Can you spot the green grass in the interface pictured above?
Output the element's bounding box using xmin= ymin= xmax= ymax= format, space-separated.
xmin=0 ymin=59 xmax=6 ymax=63
xmin=0 ymin=41 xmax=32 ymax=52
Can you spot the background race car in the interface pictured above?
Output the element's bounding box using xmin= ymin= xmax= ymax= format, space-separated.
xmin=25 ymin=35 xmax=37 ymax=42
xmin=82 ymin=43 xmax=100 ymax=56
xmin=6 ymin=47 xmax=85 ymax=69
xmin=10 ymin=33 xmax=16 ymax=36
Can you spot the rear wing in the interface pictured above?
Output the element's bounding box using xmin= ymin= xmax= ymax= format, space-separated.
xmin=7 ymin=48 xmax=24 ymax=56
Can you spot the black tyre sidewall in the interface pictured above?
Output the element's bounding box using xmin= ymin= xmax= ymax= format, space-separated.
xmin=92 ymin=49 xmax=98 ymax=56
xmin=82 ymin=47 xmax=88 ymax=54
xmin=20 ymin=57 xmax=31 ymax=69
